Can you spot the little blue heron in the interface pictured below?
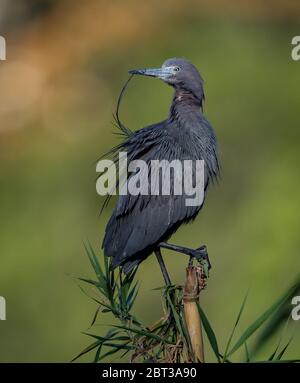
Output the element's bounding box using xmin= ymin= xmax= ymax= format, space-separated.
xmin=102 ymin=58 xmax=220 ymax=285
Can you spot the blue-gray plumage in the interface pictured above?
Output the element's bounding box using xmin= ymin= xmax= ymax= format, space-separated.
xmin=102 ymin=58 xmax=220 ymax=281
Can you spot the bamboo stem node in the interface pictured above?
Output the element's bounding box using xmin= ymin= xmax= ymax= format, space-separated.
xmin=183 ymin=266 xmax=207 ymax=302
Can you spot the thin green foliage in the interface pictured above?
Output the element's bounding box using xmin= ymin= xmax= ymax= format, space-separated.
xmin=75 ymin=244 xmax=299 ymax=363
xmin=74 ymin=243 xmax=194 ymax=362
xmin=227 ymin=284 xmax=299 ymax=357
xmin=223 ymin=290 xmax=249 ymax=361
xmin=197 ymin=303 xmax=221 ymax=363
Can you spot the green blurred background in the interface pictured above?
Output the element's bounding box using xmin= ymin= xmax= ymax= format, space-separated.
xmin=0 ymin=0 xmax=299 ymax=362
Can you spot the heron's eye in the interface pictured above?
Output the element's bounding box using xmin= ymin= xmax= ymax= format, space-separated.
xmin=174 ymin=66 xmax=180 ymax=72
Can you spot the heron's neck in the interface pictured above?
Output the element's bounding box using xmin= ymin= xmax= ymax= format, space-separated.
xmin=169 ymin=89 xmax=203 ymax=122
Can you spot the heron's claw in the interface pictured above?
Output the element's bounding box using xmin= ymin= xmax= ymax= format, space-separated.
xmin=192 ymin=245 xmax=211 ymax=273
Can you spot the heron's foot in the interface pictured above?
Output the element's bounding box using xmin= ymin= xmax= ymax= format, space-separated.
xmin=189 ymin=245 xmax=209 ymax=263
xmin=158 ymin=241 xmax=211 ymax=276
xmin=189 ymin=245 xmax=211 ymax=277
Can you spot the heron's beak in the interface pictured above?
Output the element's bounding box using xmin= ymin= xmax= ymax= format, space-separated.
xmin=129 ymin=67 xmax=173 ymax=79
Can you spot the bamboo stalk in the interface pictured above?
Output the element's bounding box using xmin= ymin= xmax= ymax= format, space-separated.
xmin=183 ymin=266 xmax=206 ymax=362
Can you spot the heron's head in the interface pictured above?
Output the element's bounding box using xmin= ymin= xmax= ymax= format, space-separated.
xmin=129 ymin=58 xmax=204 ymax=101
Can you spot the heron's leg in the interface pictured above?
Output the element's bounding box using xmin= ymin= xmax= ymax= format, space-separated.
xmin=154 ymin=248 xmax=172 ymax=286
xmin=159 ymin=242 xmax=211 ymax=269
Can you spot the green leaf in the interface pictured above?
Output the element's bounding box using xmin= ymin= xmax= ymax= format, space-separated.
xmin=275 ymin=338 xmax=293 ymax=360
xmin=88 ymin=305 xmax=102 ymax=329
xmin=252 ymin=277 xmax=300 ymax=355
xmin=82 ymin=329 xmax=120 ymax=342
xmin=120 ymin=348 xmax=131 ymax=359
xmin=93 ymin=345 xmax=102 ymax=363
xmin=101 ymin=342 xmax=134 ymax=350
xmin=197 ymin=303 xmax=221 ymax=363
xmin=72 ymin=340 xmax=101 ymax=362
xmin=93 ymin=335 xmax=136 ymax=363
xmin=228 ymin=285 xmax=297 ymax=357
xmin=84 ymin=242 xmax=104 ymax=282
xmin=127 ymin=282 xmax=139 ymax=311
xmin=256 ymin=359 xmax=300 ymax=363
xmin=78 ymin=277 xmax=105 ymax=294
xmin=243 ymin=340 xmax=250 ymax=362
xmin=97 ymin=347 xmax=122 ymax=361
xmin=223 ymin=290 xmax=249 ymax=361
xmin=268 ymin=343 xmax=280 ymax=361
xmin=166 ymin=292 xmax=189 ymax=349
xmin=111 ymin=324 xmax=172 ymax=344
xmin=267 ymin=317 xmax=290 ymax=361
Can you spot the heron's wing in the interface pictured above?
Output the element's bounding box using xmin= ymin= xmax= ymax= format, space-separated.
xmin=102 ymin=123 xmax=205 ymax=268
